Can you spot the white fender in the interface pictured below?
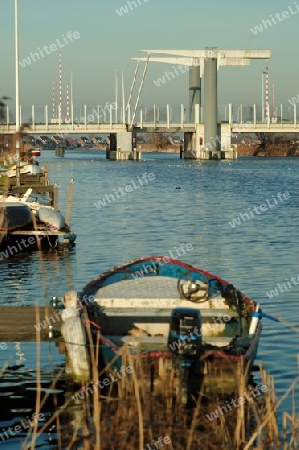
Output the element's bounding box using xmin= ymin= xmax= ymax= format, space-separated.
xmin=249 ymin=303 xmax=260 ymax=336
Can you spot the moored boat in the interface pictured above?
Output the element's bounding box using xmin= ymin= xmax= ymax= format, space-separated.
xmin=0 ymin=186 xmax=76 ymax=253
xmin=57 ymin=257 xmax=262 ymax=400
xmin=0 ymin=202 xmax=33 ymax=232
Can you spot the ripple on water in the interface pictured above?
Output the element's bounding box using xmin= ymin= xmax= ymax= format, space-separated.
xmin=0 ymin=153 xmax=298 ymax=447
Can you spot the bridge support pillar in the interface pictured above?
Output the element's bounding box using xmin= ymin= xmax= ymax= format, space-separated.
xmin=204 ymin=56 xmax=219 ymax=157
xmin=106 ymin=131 xmax=141 ymax=161
xmin=183 ymin=132 xmax=196 ymax=159
xmin=182 ymin=124 xmax=237 ymax=160
xmin=189 ymin=66 xmax=201 ymax=123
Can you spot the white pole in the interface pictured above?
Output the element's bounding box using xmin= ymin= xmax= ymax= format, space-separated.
xmin=110 ymin=103 xmax=112 ymax=128
xmin=15 ymin=0 xmax=20 ymax=185
xmin=6 ymin=104 xmax=9 ymax=130
xmin=122 ymin=70 xmax=125 ymax=124
xmin=45 ymin=104 xmax=48 ymax=130
xmin=228 ymin=103 xmax=232 ymax=125
xmin=253 ymin=103 xmax=256 ymax=127
xmin=127 ymin=104 xmax=130 ymax=124
xmin=262 ymin=71 xmax=265 ymax=123
xmin=167 ymin=104 xmax=170 ymax=129
xmin=294 ymin=103 xmax=297 ymax=127
xmin=181 ymin=103 xmax=184 ymax=128
xmin=70 ymin=71 xmax=74 ymax=126
xmin=97 ymin=104 xmax=100 ymax=127
xmin=71 ymin=103 xmax=74 ymax=129
xmin=32 ymin=104 xmax=35 ymax=129
xmin=195 ymin=104 xmax=200 ymax=125
xmin=115 ymin=70 xmax=118 ymax=123
xmin=84 ymin=104 xmax=87 ymax=129
xmin=281 ymin=104 xmax=283 ymax=128
xmin=153 ymin=104 xmax=156 ymax=129
xmin=140 ymin=108 xmax=143 ymax=129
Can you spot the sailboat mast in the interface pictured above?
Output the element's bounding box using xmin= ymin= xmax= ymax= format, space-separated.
xmin=14 ymin=0 xmax=20 ymax=185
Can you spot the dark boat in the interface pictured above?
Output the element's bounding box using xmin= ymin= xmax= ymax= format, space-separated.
xmin=57 ymin=257 xmax=262 ymax=401
xmin=0 ymin=202 xmax=33 ymax=232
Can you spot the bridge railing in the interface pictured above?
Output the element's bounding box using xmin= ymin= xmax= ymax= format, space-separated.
xmin=0 ymin=103 xmax=298 ymax=130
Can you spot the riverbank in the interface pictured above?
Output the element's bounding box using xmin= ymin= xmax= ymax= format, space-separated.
xmin=237 ymin=143 xmax=299 ymax=157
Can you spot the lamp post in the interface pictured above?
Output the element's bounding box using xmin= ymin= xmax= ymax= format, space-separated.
xmin=14 ymin=0 xmax=20 ymax=185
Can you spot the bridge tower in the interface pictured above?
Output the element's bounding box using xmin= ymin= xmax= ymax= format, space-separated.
xmin=132 ymin=48 xmax=270 ymax=160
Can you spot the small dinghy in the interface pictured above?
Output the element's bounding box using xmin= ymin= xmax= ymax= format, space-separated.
xmin=56 ymin=257 xmax=262 ymax=400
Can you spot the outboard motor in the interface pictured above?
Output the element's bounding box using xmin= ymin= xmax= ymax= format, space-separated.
xmin=168 ymin=308 xmax=203 ymax=405
xmin=168 ymin=308 xmax=202 ymax=359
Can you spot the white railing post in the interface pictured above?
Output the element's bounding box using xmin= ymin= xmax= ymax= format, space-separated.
xmin=127 ymin=104 xmax=131 ymax=125
xmin=180 ymin=104 xmax=184 ymax=128
xmin=253 ymin=104 xmax=256 ymax=128
xmin=110 ymin=103 xmax=112 ymax=128
xmin=6 ymin=105 xmax=9 ymax=131
xmin=195 ymin=104 xmax=200 ymax=125
xmin=71 ymin=101 xmax=74 ymax=128
xmin=240 ymin=103 xmax=243 ymax=124
xmin=167 ymin=104 xmax=170 ymax=129
xmin=140 ymin=108 xmax=143 ymax=129
xmin=32 ymin=105 xmax=35 ymax=130
xmin=280 ymin=104 xmax=283 ymax=128
xmin=58 ymin=104 xmax=61 ymax=128
xmin=228 ymin=103 xmax=232 ymax=125
xmin=84 ymin=104 xmax=87 ymax=130
xmin=97 ymin=104 xmax=100 ymax=127
xmin=294 ymin=103 xmax=297 ymax=127
xmin=153 ymin=104 xmax=156 ymax=129
xmin=45 ymin=105 xmax=48 ymax=130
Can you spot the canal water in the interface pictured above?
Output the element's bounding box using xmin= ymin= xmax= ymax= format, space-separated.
xmin=0 ymin=150 xmax=298 ymax=448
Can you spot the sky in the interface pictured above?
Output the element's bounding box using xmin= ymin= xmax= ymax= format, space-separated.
xmin=0 ymin=0 xmax=298 ymax=119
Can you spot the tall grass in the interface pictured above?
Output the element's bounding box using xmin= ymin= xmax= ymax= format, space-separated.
xmin=23 ymin=333 xmax=298 ymax=450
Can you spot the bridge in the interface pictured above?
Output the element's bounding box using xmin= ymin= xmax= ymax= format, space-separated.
xmin=1 ymin=102 xmax=298 ymax=160
xmin=1 ymin=103 xmax=298 ymax=133
xmin=3 ymin=43 xmax=299 ymax=160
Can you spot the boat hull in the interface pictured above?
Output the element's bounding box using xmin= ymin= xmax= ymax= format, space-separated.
xmin=36 ymin=207 xmax=65 ymax=231
xmin=0 ymin=202 xmax=33 ymax=231
xmin=67 ymin=256 xmax=262 ymax=395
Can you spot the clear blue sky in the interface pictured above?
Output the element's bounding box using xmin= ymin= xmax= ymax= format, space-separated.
xmin=0 ymin=0 xmax=298 ymax=115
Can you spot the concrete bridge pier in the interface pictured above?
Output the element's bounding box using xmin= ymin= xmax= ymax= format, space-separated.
xmin=183 ymin=132 xmax=197 ymax=159
xmin=106 ymin=131 xmax=141 ymax=161
xmin=204 ymin=55 xmax=220 ymax=160
xmin=183 ymin=123 xmax=237 ymax=160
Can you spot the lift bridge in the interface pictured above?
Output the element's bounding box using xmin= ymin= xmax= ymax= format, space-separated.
xmin=2 ymin=47 xmax=298 ymax=160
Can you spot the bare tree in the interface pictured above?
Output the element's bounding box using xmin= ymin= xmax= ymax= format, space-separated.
xmin=148 ymin=132 xmax=168 ymax=149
